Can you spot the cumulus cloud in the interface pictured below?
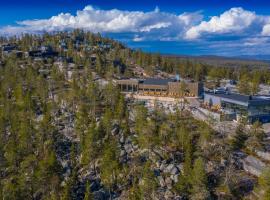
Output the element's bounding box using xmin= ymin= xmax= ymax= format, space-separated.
xmin=262 ymin=24 xmax=270 ymax=36
xmin=1 ymin=4 xmax=270 ymax=56
xmin=185 ymin=7 xmax=257 ymax=39
xmin=0 ymin=5 xmax=202 ymax=39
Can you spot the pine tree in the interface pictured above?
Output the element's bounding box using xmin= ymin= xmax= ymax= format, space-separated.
xmin=237 ymin=73 xmax=251 ymax=95
xmin=100 ymin=140 xmax=120 ymax=197
xmin=84 ymin=181 xmax=93 ymax=200
xmin=230 ymin=123 xmax=248 ymax=151
xmin=258 ymin=168 xmax=270 ymax=200
xmin=115 ymin=94 xmax=126 ymax=121
xmin=139 ymin=161 xmax=158 ymax=199
xmin=246 ymin=121 xmax=265 ymax=150
xmin=190 ymin=157 xmax=210 ymax=200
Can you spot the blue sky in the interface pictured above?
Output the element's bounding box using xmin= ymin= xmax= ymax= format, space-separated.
xmin=1 ymin=0 xmax=270 ymax=56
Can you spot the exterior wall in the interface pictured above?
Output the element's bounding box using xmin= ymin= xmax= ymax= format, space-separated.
xmin=117 ymin=79 xmax=139 ymax=92
xmin=117 ymin=79 xmax=203 ymax=97
xmin=168 ymin=82 xmax=180 ymax=96
xmin=168 ymin=81 xmax=203 ymax=97
xmin=138 ymin=84 xmax=168 ymax=96
xmin=204 ymin=93 xmax=221 ymax=106
xmin=187 ymin=82 xmax=203 ymax=97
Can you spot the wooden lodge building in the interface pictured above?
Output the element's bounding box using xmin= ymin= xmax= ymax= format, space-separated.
xmin=116 ymin=78 xmax=203 ymax=97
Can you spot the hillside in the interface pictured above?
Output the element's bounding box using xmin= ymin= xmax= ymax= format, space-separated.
xmin=0 ymin=31 xmax=270 ymax=200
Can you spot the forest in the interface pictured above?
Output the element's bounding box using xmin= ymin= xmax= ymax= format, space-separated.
xmin=0 ymin=30 xmax=270 ymax=199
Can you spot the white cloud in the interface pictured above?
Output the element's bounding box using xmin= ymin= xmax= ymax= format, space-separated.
xmin=1 ymin=4 xmax=270 ymax=56
xmin=185 ymin=7 xmax=257 ymax=39
xmin=243 ymin=37 xmax=269 ymax=46
xmin=133 ymin=35 xmax=144 ymax=42
xmin=0 ymin=5 xmax=201 ymax=38
xmin=140 ymin=22 xmax=171 ymax=32
xmin=262 ymin=24 xmax=270 ymax=36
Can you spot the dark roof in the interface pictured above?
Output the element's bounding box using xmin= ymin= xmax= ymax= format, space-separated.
xmin=142 ymin=78 xmax=174 ymax=85
xmin=205 ymin=92 xmax=270 ymax=105
xmin=205 ymin=92 xmax=251 ymax=102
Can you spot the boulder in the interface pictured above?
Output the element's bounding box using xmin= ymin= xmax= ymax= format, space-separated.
xmin=155 ymin=160 xmax=161 ymax=168
xmin=158 ymin=176 xmax=166 ymax=187
xmin=170 ymin=166 xmax=179 ymax=175
xmin=242 ymin=155 xmax=266 ymax=177
xmin=165 ymin=177 xmax=173 ymax=189
xmin=124 ymin=144 xmax=133 ymax=154
xmin=206 ymin=161 xmax=215 ymax=173
xmin=119 ymin=135 xmax=125 ymax=144
xmin=111 ymin=126 xmax=119 ymax=136
xmin=176 ymin=164 xmax=183 ymax=173
xmin=120 ymin=150 xmax=126 ymax=157
xmin=172 ymin=174 xmax=179 ymax=183
xmin=129 ymin=111 xmax=135 ymax=120
xmin=164 ymin=189 xmax=174 ymax=199
xmin=164 ymin=164 xmax=174 ymax=173
xmin=220 ymin=158 xmax=228 ymax=167
xmin=133 ymin=144 xmax=139 ymax=151
xmin=255 ymin=150 xmax=270 ymax=161
xmin=160 ymin=162 xmax=167 ymax=172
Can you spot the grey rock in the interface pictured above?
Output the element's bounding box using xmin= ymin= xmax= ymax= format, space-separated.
xmin=170 ymin=166 xmax=179 ymax=175
xmin=133 ymin=144 xmax=139 ymax=151
xmin=120 ymin=150 xmax=126 ymax=157
xmin=171 ymin=174 xmax=179 ymax=183
xmin=255 ymin=150 xmax=270 ymax=161
xmin=124 ymin=144 xmax=133 ymax=154
xmin=111 ymin=126 xmax=119 ymax=136
xmin=119 ymin=135 xmax=125 ymax=144
xmin=164 ymin=189 xmax=174 ymax=199
xmin=220 ymin=158 xmax=228 ymax=167
xmin=164 ymin=164 xmax=174 ymax=173
xmin=165 ymin=177 xmax=173 ymax=189
xmin=158 ymin=176 xmax=166 ymax=187
xmin=129 ymin=111 xmax=135 ymax=122
xmin=156 ymin=160 xmax=161 ymax=168
xmin=176 ymin=164 xmax=183 ymax=173
xmin=242 ymin=155 xmax=266 ymax=176
xmin=160 ymin=162 xmax=167 ymax=171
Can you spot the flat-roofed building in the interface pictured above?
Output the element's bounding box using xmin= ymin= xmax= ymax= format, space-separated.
xmin=138 ymin=78 xmax=170 ymax=96
xmin=204 ymin=92 xmax=270 ymax=123
xmin=116 ymin=78 xmax=203 ymax=97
